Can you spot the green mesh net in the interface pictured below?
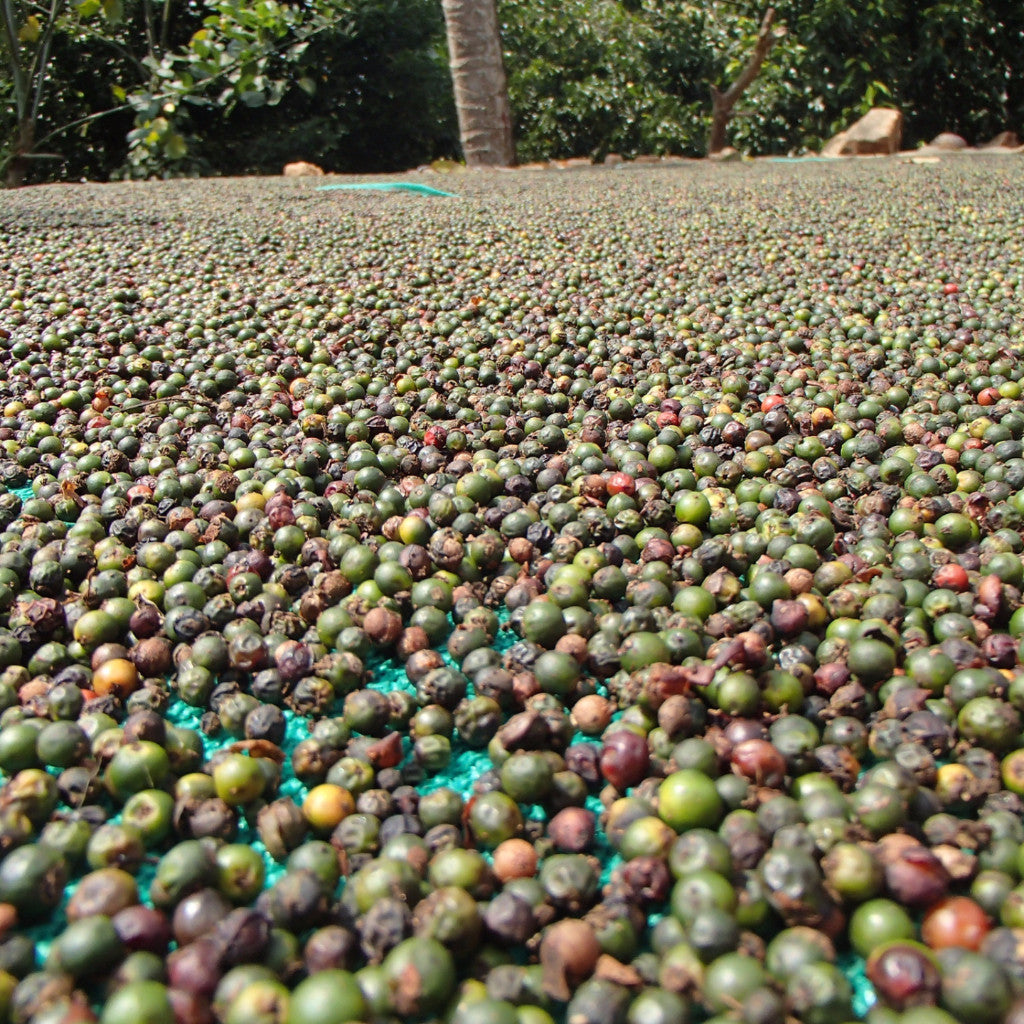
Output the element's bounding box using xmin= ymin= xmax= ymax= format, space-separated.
xmin=316 ymin=183 xmax=459 ymax=197
xmin=841 ymin=954 xmax=877 ymax=1018
xmin=1 ymin=486 xmax=877 ymax=1011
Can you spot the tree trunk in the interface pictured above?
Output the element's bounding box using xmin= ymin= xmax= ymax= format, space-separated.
xmin=441 ymin=0 xmax=514 ymax=167
xmin=5 ymin=119 xmax=34 ymax=188
xmin=707 ymin=8 xmax=779 ymax=155
xmin=707 ymin=90 xmax=731 ymax=155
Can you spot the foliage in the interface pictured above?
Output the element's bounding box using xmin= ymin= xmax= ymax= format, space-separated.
xmin=495 ymin=0 xmax=842 ymax=161
xmin=784 ymin=0 xmax=1024 ymax=145
xmin=498 ymin=0 xmax=708 ymax=161
xmin=3 ymin=0 xmax=1024 ymax=182
xmin=1 ymin=0 xmax=455 ymax=182
xmin=1 ymin=0 xmax=131 ymax=183
xmin=1 ymin=0 xmax=349 ymax=182
xmin=500 ymin=0 xmax=1024 ymax=160
xmin=719 ymin=0 xmax=1024 ymax=152
xmin=196 ymin=0 xmax=457 ymax=175
xmin=121 ymin=0 xmax=329 ymax=177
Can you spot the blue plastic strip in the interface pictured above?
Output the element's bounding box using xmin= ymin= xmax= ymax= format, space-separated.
xmin=317 ymin=183 xmax=459 ymax=197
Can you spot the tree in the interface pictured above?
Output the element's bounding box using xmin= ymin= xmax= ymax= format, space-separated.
xmin=198 ymin=0 xmax=457 ymax=175
xmin=707 ymin=6 xmax=783 ymax=153
xmin=121 ymin=0 xmax=324 ymax=177
xmin=1 ymin=0 xmax=92 ymax=186
xmin=441 ymin=0 xmax=513 ymax=166
xmin=6 ymin=0 xmax=1024 ymax=182
xmin=498 ymin=0 xmax=710 ymax=162
xmin=1 ymin=0 xmax=333 ymax=185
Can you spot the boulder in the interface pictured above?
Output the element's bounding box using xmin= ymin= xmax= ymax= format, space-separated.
xmin=283 ymin=161 xmax=324 ymax=177
xmin=823 ymin=108 xmax=903 ymax=156
xmin=929 ymin=132 xmax=968 ymax=151
xmin=821 ymin=132 xmax=849 ymax=158
xmin=981 ymin=131 xmax=1020 ymax=149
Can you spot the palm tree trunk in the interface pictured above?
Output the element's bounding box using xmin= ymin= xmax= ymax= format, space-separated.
xmin=441 ymin=0 xmax=514 ymax=167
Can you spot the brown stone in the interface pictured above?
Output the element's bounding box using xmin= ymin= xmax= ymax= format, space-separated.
xmin=821 ymin=132 xmax=848 ymax=157
xmin=929 ymin=132 xmax=968 ymax=151
xmin=981 ymin=131 xmax=1020 ymax=149
xmin=823 ymin=107 xmax=903 ymax=156
xmin=283 ymin=161 xmax=324 ymax=177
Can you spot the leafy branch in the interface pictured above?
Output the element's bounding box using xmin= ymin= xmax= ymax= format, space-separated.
xmin=708 ymin=6 xmax=784 ymax=154
xmin=1 ymin=0 xmax=342 ymax=184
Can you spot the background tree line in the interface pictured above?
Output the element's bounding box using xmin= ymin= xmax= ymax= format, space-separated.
xmin=2 ymin=0 xmax=1023 ymax=185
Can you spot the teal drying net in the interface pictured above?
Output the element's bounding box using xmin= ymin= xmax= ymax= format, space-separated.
xmin=21 ymin=612 xmax=878 ymax=1011
xmin=24 ymin=610 xmax=518 ymax=958
xmin=841 ymin=954 xmax=877 ymax=1018
xmin=317 ymin=183 xmax=459 ymax=198
xmin=1 ymin=484 xmax=877 ymax=1012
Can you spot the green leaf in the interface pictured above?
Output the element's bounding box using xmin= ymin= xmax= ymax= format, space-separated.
xmin=297 ymin=75 xmax=316 ymax=96
xmin=75 ymin=0 xmax=101 ymax=17
xmin=102 ymin=0 xmax=124 ymax=24
xmin=17 ymin=16 xmax=41 ymax=42
xmin=111 ymin=84 xmax=127 ymax=102
xmin=128 ymin=92 xmax=161 ymax=117
xmin=240 ymin=90 xmax=266 ymax=107
xmin=164 ymin=133 xmax=188 ymax=160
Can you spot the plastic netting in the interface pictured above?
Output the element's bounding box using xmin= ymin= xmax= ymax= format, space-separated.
xmin=5 ymin=481 xmax=875 ymax=1014
xmin=317 ymin=183 xmax=459 ymax=197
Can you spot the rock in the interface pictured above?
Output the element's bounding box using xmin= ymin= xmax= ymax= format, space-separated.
xmin=929 ymin=132 xmax=968 ymax=151
xmin=821 ymin=132 xmax=849 ymax=158
xmin=283 ymin=161 xmax=324 ymax=177
xmin=603 ymin=154 xmax=624 ymax=166
xmin=707 ymin=147 xmax=741 ymax=163
xmin=427 ymin=158 xmax=465 ymax=174
xmin=823 ymin=108 xmax=903 ymax=156
xmin=981 ymin=131 xmax=1020 ymax=149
